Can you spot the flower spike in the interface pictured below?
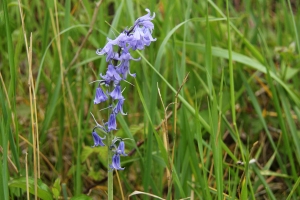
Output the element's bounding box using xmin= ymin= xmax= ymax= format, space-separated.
xmin=91 ymin=9 xmax=155 ymax=173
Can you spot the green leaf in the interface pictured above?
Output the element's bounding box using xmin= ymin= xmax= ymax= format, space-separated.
xmin=88 ymin=168 xmax=103 ymax=181
xmin=81 ymin=146 xmax=107 ymax=165
xmin=9 ymin=177 xmax=53 ymax=200
xmin=52 ymin=178 xmax=61 ymax=199
xmin=240 ymin=178 xmax=248 ymax=200
xmin=283 ymin=67 xmax=300 ymax=81
xmin=81 ymin=146 xmax=94 ymax=162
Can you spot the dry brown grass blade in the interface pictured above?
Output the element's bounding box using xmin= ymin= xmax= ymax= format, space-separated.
xmin=18 ymin=0 xmax=40 ymax=198
xmin=157 ymin=82 xmax=171 ymax=190
xmin=171 ymin=72 xmax=190 ymax=164
xmin=25 ymin=152 xmax=29 ymax=200
xmin=115 ymin=170 xmax=125 ymax=200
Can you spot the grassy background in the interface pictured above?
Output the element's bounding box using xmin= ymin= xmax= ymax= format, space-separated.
xmin=1 ymin=0 xmax=300 ymax=199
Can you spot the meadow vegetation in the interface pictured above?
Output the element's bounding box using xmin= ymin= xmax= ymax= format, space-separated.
xmin=1 ymin=0 xmax=300 ymax=199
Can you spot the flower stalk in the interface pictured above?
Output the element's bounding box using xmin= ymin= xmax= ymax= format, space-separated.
xmin=90 ymin=8 xmax=156 ymax=199
xmin=107 ymin=84 xmax=114 ymax=199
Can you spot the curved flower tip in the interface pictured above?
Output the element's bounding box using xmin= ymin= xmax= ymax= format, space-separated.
xmin=117 ymin=141 xmax=128 ymax=156
xmin=92 ymin=131 xmax=106 ymax=147
xmin=96 ymin=42 xmax=113 ymax=56
xmin=110 ymin=154 xmax=125 ymax=170
xmin=134 ymin=8 xmax=155 ymax=31
xmin=96 ymin=41 xmax=119 ymax=62
xmin=145 ymin=8 xmax=155 ymax=19
xmin=94 ymin=87 xmax=108 ymax=104
xmin=135 ymin=8 xmax=155 ymax=23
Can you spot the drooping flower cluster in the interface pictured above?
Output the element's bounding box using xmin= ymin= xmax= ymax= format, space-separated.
xmin=91 ymin=9 xmax=155 ymax=170
xmin=110 ymin=140 xmax=128 ymax=170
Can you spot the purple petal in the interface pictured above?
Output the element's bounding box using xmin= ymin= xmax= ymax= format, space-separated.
xmin=134 ymin=9 xmax=155 ymax=30
xmin=110 ymin=154 xmax=125 ymax=170
xmin=142 ymin=28 xmax=157 ymax=45
xmin=108 ymin=113 xmax=117 ymax=131
xmin=106 ymin=64 xmax=122 ymax=81
xmin=113 ymin=98 xmax=127 ymax=115
xmin=92 ymin=131 xmax=106 ymax=147
xmin=100 ymin=65 xmax=122 ymax=86
xmin=94 ymin=87 xmax=108 ymax=104
xmin=117 ymin=60 xmax=130 ymax=79
xmin=96 ymin=33 xmax=128 ymax=62
xmin=110 ymin=85 xmax=123 ymax=100
xmin=116 ymin=141 xmax=127 ymax=156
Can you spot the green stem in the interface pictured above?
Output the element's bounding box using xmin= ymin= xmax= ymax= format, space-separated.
xmin=107 ymin=131 xmax=113 ymax=199
xmin=107 ymin=84 xmax=113 ymax=200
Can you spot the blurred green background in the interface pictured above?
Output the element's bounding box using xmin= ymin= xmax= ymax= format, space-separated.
xmin=1 ymin=0 xmax=300 ymax=199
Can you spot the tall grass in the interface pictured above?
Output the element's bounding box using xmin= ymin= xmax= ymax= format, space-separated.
xmin=0 ymin=0 xmax=299 ymax=199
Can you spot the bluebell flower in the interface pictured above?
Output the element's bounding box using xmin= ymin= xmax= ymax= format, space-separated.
xmin=113 ymin=98 xmax=126 ymax=115
xmin=106 ymin=64 xmax=122 ymax=81
xmin=96 ymin=42 xmax=119 ymax=62
xmin=141 ymin=27 xmax=156 ymax=46
xmin=116 ymin=52 xmax=140 ymax=79
xmin=100 ymin=64 xmax=122 ymax=86
xmin=128 ymin=9 xmax=156 ymax=50
xmin=128 ymin=26 xmax=156 ymax=50
xmin=129 ymin=30 xmax=145 ymax=50
xmin=110 ymin=154 xmax=124 ymax=170
xmin=107 ymin=112 xmax=117 ymax=131
xmin=116 ymin=141 xmax=127 ymax=156
xmin=96 ymin=33 xmax=129 ymax=62
xmin=134 ymin=8 xmax=155 ymax=31
xmin=94 ymin=87 xmax=108 ymax=104
xmin=92 ymin=131 xmax=106 ymax=147
xmin=116 ymin=32 xmax=130 ymax=49
xmin=109 ymin=85 xmax=123 ymax=100
xmin=91 ymin=9 xmax=155 ymax=171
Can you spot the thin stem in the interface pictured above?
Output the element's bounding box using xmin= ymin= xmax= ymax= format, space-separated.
xmin=107 ymin=132 xmax=113 ymax=199
xmin=107 ymin=84 xmax=113 ymax=200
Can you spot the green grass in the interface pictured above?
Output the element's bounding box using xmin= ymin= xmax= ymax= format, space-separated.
xmin=1 ymin=0 xmax=300 ymax=199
